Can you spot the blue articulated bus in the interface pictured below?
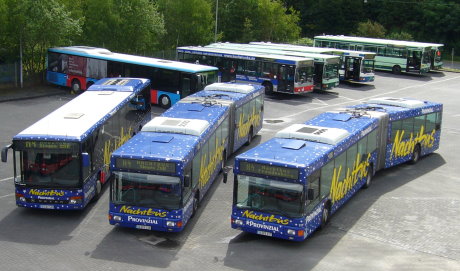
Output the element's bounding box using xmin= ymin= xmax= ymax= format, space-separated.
xmin=231 ymin=97 xmax=442 ymax=241
xmin=1 ymin=78 xmax=152 ymax=210
xmin=108 ymin=82 xmax=264 ymax=231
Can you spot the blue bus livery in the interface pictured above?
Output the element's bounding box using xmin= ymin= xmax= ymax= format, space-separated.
xmin=1 ymin=78 xmax=152 ymax=210
xmin=109 ymin=82 xmax=265 ymax=231
xmin=231 ymin=97 xmax=442 ymax=241
xmin=47 ymin=46 xmax=218 ymax=108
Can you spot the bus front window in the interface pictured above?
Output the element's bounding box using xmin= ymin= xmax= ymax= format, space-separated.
xmin=18 ymin=150 xmax=80 ymax=187
xmin=236 ymin=175 xmax=304 ymax=218
xmin=363 ymin=60 xmax=375 ymax=73
xmin=324 ymin=64 xmax=339 ymax=79
xmin=295 ymin=65 xmax=313 ymax=83
xmin=113 ymin=172 xmax=181 ymax=209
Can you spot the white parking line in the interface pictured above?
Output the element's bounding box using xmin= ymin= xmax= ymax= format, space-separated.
xmin=0 ymin=177 xmax=13 ymax=182
xmin=0 ymin=193 xmax=13 ymax=199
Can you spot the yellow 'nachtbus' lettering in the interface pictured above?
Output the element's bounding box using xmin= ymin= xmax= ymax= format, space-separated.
xmin=390 ymin=125 xmax=436 ymax=160
xmin=104 ymin=126 xmax=133 ymax=166
xmin=238 ymin=107 xmax=261 ymax=139
xmin=242 ymin=210 xmax=290 ymax=225
xmin=119 ymin=205 xmax=168 ymax=217
xmin=198 ymin=139 xmax=226 ymax=188
xmin=330 ymin=153 xmax=371 ymax=203
xmin=29 ymin=189 xmax=65 ymax=197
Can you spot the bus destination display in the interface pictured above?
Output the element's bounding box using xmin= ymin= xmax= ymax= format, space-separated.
xmin=116 ymin=158 xmax=176 ymax=173
xmin=239 ymin=161 xmax=299 ymax=179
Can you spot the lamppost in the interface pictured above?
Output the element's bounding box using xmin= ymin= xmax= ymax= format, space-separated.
xmin=214 ymin=0 xmax=218 ymax=42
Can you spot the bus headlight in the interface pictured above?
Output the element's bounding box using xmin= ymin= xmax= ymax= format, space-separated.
xmin=69 ymin=196 xmax=82 ymax=204
xmin=287 ymin=229 xmax=296 ymax=236
xmin=166 ymin=221 xmax=176 ymax=227
xmin=113 ymin=215 xmax=122 ymax=222
xmin=233 ymin=219 xmax=243 ymax=226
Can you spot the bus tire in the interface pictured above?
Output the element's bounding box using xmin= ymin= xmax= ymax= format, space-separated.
xmin=245 ymin=127 xmax=254 ymax=146
xmin=159 ymin=95 xmax=171 ymax=109
xmin=263 ymin=82 xmax=273 ymax=95
xmin=71 ymin=79 xmax=81 ymax=94
xmin=362 ymin=165 xmax=373 ymax=189
xmin=92 ymin=180 xmax=102 ymax=202
xmin=191 ymin=192 xmax=199 ymax=217
xmin=220 ymin=150 xmax=227 ymax=172
xmin=320 ymin=202 xmax=331 ymax=229
xmin=409 ymin=144 xmax=421 ymax=164
xmin=392 ymin=65 xmax=402 ymax=75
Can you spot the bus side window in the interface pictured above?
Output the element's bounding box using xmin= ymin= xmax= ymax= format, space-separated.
xmin=320 ymin=160 xmax=334 ymax=198
xmin=306 ymin=170 xmax=320 ymax=209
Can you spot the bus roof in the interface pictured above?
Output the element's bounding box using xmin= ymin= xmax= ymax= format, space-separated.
xmin=314 ymin=35 xmax=443 ymax=49
xmin=48 ymin=46 xmax=218 ymax=73
xmin=177 ymin=46 xmax=314 ymax=65
xmin=206 ymin=43 xmax=340 ymax=62
xmin=236 ymin=111 xmax=378 ymax=173
xmin=14 ymin=78 xmax=150 ymax=142
xmin=113 ymin=98 xmax=230 ymax=163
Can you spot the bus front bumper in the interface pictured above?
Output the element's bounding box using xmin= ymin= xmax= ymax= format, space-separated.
xmin=109 ymin=212 xmax=184 ymax=232
xmin=231 ymin=216 xmax=306 ymax=241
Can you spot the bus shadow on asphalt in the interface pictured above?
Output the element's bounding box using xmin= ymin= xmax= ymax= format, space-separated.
xmin=0 ymin=207 xmax=89 ymax=245
xmin=338 ymin=81 xmax=376 ymax=91
xmin=222 ymin=153 xmax=446 ymax=271
xmin=375 ymin=71 xmax=434 ymax=82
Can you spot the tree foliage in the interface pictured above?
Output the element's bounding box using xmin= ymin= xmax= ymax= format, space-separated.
xmin=355 ymin=20 xmax=386 ymax=38
xmin=157 ymin=0 xmax=214 ymax=49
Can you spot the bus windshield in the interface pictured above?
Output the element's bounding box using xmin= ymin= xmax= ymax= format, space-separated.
xmin=198 ymin=71 xmax=218 ymax=86
xmin=113 ymin=172 xmax=181 ymax=209
xmin=324 ymin=64 xmax=339 ymax=79
xmin=363 ymin=60 xmax=374 ymax=73
xmin=18 ymin=150 xmax=80 ymax=187
xmin=236 ymin=174 xmax=304 ymax=218
xmin=295 ymin=64 xmax=313 ymax=83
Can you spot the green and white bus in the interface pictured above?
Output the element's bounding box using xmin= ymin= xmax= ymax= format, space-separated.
xmin=205 ymin=43 xmax=340 ymax=91
xmin=314 ymin=35 xmax=443 ymax=74
xmin=249 ymin=42 xmax=376 ymax=83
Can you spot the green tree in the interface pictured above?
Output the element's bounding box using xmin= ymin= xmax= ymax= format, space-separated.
xmin=4 ymin=0 xmax=82 ymax=73
xmin=355 ymin=20 xmax=386 ymax=38
xmin=157 ymin=0 xmax=214 ymax=49
xmin=386 ymin=31 xmax=414 ymax=41
xmin=219 ymin=0 xmax=301 ymax=43
xmin=83 ymin=0 xmax=165 ymax=55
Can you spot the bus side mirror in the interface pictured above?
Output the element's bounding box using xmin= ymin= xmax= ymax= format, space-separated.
xmin=1 ymin=144 xmax=11 ymax=163
xmin=82 ymin=152 xmax=90 ymax=168
xmin=222 ymin=166 xmax=232 ymax=184
xmin=307 ymin=188 xmax=315 ymax=201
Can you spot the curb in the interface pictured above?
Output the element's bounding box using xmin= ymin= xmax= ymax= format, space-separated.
xmin=0 ymin=91 xmax=68 ymax=103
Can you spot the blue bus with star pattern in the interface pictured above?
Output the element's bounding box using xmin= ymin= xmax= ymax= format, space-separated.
xmin=231 ymin=97 xmax=442 ymax=241
xmin=108 ymin=82 xmax=264 ymax=231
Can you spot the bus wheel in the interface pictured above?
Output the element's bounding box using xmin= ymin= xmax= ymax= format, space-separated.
xmin=220 ymin=150 xmax=227 ymax=172
xmin=192 ymin=193 xmax=199 ymax=217
xmin=263 ymin=82 xmax=273 ymax=95
xmin=392 ymin=65 xmax=402 ymax=75
xmin=362 ymin=165 xmax=373 ymax=189
xmin=159 ymin=95 xmax=171 ymax=109
xmin=71 ymin=79 xmax=81 ymax=94
xmin=92 ymin=180 xmax=102 ymax=202
xmin=320 ymin=203 xmax=330 ymax=229
xmin=245 ymin=127 xmax=254 ymax=146
xmin=409 ymin=144 xmax=421 ymax=164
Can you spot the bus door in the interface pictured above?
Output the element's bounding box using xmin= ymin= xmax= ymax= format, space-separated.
xmin=277 ymin=65 xmax=295 ymax=93
xmin=344 ymin=57 xmax=360 ymax=81
xmin=313 ymin=63 xmax=323 ymax=88
xmin=222 ymin=59 xmax=237 ymax=82
xmin=407 ymin=50 xmax=421 ymax=71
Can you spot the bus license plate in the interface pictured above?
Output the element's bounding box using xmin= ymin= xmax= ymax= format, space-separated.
xmin=40 ymin=205 xmax=54 ymax=209
xmin=136 ymin=225 xmax=151 ymax=230
xmin=257 ymin=230 xmax=272 ymax=237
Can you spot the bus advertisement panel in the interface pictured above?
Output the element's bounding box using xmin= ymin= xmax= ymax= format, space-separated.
xmin=108 ymin=82 xmax=264 ymax=231
xmin=1 ymin=78 xmax=152 ymax=210
xmin=47 ymin=46 xmax=218 ymax=108
xmin=231 ymin=97 xmax=442 ymax=241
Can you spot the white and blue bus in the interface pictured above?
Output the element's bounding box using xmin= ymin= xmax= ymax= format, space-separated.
xmin=109 ymin=82 xmax=265 ymax=231
xmin=47 ymin=46 xmax=218 ymax=108
xmin=205 ymin=42 xmax=341 ymax=91
xmin=177 ymin=46 xmax=315 ymax=95
xmin=248 ymin=42 xmax=376 ymax=83
xmin=231 ymin=97 xmax=442 ymax=241
xmin=1 ymin=78 xmax=152 ymax=210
